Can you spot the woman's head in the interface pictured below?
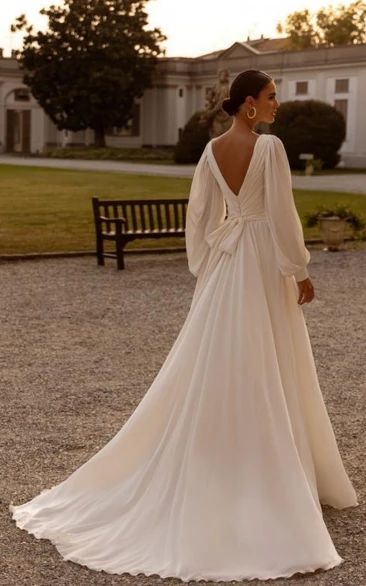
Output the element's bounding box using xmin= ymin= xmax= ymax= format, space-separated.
xmin=222 ymin=69 xmax=279 ymax=124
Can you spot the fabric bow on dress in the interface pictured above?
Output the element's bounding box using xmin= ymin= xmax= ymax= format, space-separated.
xmin=206 ymin=214 xmax=266 ymax=255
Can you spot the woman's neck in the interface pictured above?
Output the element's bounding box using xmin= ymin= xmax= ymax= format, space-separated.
xmin=231 ymin=115 xmax=257 ymax=135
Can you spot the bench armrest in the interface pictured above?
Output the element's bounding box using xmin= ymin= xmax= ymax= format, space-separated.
xmin=99 ymin=216 xmax=126 ymax=224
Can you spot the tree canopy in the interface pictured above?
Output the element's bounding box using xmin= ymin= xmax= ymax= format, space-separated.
xmin=277 ymin=1 xmax=366 ymax=49
xmin=271 ymin=100 xmax=345 ymax=169
xmin=11 ymin=0 xmax=166 ymax=146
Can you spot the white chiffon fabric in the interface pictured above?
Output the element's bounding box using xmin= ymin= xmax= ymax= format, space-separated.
xmin=10 ymin=133 xmax=358 ymax=583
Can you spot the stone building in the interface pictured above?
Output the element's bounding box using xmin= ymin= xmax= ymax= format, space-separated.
xmin=1 ymin=37 xmax=366 ymax=167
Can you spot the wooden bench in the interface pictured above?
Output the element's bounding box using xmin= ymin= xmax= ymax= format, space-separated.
xmin=92 ymin=197 xmax=189 ymax=269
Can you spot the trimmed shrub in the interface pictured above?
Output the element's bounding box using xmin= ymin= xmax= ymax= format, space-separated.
xmin=174 ymin=111 xmax=211 ymax=164
xmin=271 ymin=100 xmax=345 ymax=169
xmin=45 ymin=146 xmax=174 ymax=162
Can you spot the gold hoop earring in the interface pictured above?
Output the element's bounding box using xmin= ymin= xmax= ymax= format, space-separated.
xmin=246 ymin=106 xmax=257 ymax=120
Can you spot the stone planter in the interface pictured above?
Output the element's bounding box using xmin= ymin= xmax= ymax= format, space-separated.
xmin=318 ymin=216 xmax=346 ymax=251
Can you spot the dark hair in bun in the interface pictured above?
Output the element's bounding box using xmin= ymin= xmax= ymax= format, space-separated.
xmin=222 ymin=69 xmax=273 ymax=116
xmin=222 ymin=97 xmax=236 ymax=116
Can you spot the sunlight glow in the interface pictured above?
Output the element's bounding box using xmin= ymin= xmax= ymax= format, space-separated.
xmin=0 ymin=0 xmax=357 ymax=58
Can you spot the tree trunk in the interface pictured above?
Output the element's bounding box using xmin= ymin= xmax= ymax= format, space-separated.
xmin=94 ymin=126 xmax=106 ymax=148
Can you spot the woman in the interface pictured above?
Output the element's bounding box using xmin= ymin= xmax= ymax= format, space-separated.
xmin=10 ymin=70 xmax=358 ymax=582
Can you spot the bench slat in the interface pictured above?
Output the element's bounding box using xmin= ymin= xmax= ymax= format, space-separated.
xmin=165 ymin=203 xmax=171 ymax=231
xmin=172 ymin=202 xmax=179 ymax=230
xmin=147 ymin=203 xmax=154 ymax=232
xmin=131 ymin=204 xmax=139 ymax=232
xmin=156 ymin=203 xmax=163 ymax=231
xmin=140 ymin=203 xmax=147 ymax=232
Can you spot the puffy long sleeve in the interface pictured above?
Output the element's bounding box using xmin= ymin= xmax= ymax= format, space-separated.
xmin=185 ymin=146 xmax=226 ymax=277
xmin=264 ymin=135 xmax=310 ymax=282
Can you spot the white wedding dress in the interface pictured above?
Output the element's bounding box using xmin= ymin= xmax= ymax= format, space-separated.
xmin=10 ymin=133 xmax=358 ymax=582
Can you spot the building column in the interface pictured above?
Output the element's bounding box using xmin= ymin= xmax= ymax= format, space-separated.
xmin=0 ymin=103 xmax=6 ymax=153
xmin=30 ymin=108 xmax=45 ymax=153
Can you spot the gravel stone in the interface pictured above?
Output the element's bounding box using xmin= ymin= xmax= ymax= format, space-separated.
xmin=1 ymin=247 xmax=365 ymax=586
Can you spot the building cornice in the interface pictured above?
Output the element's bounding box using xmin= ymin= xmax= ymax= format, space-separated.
xmin=156 ymin=42 xmax=366 ymax=77
xmin=1 ymin=43 xmax=365 ymax=82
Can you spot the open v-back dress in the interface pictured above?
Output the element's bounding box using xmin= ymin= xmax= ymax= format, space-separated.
xmin=10 ymin=133 xmax=358 ymax=582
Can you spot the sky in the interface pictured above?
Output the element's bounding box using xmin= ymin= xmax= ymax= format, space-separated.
xmin=0 ymin=0 xmax=356 ymax=58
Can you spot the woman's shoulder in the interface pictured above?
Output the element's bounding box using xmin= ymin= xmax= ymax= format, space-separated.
xmin=261 ymin=133 xmax=283 ymax=145
xmin=262 ymin=134 xmax=287 ymax=158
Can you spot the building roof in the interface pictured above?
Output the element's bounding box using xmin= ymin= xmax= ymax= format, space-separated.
xmin=194 ymin=36 xmax=291 ymax=60
xmin=245 ymin=36 xmax=291 ymax=53
xmin=195 ymin=49 xmax=225 ymax=61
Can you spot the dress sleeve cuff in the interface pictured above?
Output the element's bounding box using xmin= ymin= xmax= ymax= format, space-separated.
xmin=294 ymin=266 xmax=309 ymax=282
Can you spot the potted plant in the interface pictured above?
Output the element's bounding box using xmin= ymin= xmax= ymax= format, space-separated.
xmin=305 ymin=205 xmax=365 ymax=251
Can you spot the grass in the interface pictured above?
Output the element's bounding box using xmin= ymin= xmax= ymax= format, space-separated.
xmin=0 ymin=165 xmax=365 ymax=255
xmin=0 ymin=165 xmax=190 ymax=254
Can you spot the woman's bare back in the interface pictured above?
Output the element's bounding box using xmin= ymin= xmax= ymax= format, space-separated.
xmin=210 ymin=132 xmax=260 ymax=197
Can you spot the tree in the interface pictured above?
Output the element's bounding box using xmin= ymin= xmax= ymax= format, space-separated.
xmin=316 ymin=1 xmax=366 ymax=46
xmin=174 ymin=112 xmax=211 ymax=164
xmin=277 ymin=1 xmax=366 ymax=49
xmin=11 ymin=0 xmax=166 ymax=147
xmin=277 ymin=10 xmax=318 ymax=50
xmin=271 ymin=100 xmax=346 ymax=169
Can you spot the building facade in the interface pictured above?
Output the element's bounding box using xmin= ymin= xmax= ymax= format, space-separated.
xmin=1 ymin=39 xmax=366 ymax=167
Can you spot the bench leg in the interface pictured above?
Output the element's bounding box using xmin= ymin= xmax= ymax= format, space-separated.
xmin=96 ymin=235 xmax=105 ymax=266
xmin=97 ymin=244 xmax=105 ymax=266
xmin=97 ymin=249 xmax=104 ymax=266
xmin=116 ymin=239 xmax=125 ymax=270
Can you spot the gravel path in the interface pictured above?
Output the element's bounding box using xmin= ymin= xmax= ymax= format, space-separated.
xmin=1 ymin=248 xmax=365 ymax=586
xmin=291 ymin=174 xmax=366 ymax=195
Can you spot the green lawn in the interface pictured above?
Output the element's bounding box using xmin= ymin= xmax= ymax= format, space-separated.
xmin=1 ymin=165 xmax=365 ymax=255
